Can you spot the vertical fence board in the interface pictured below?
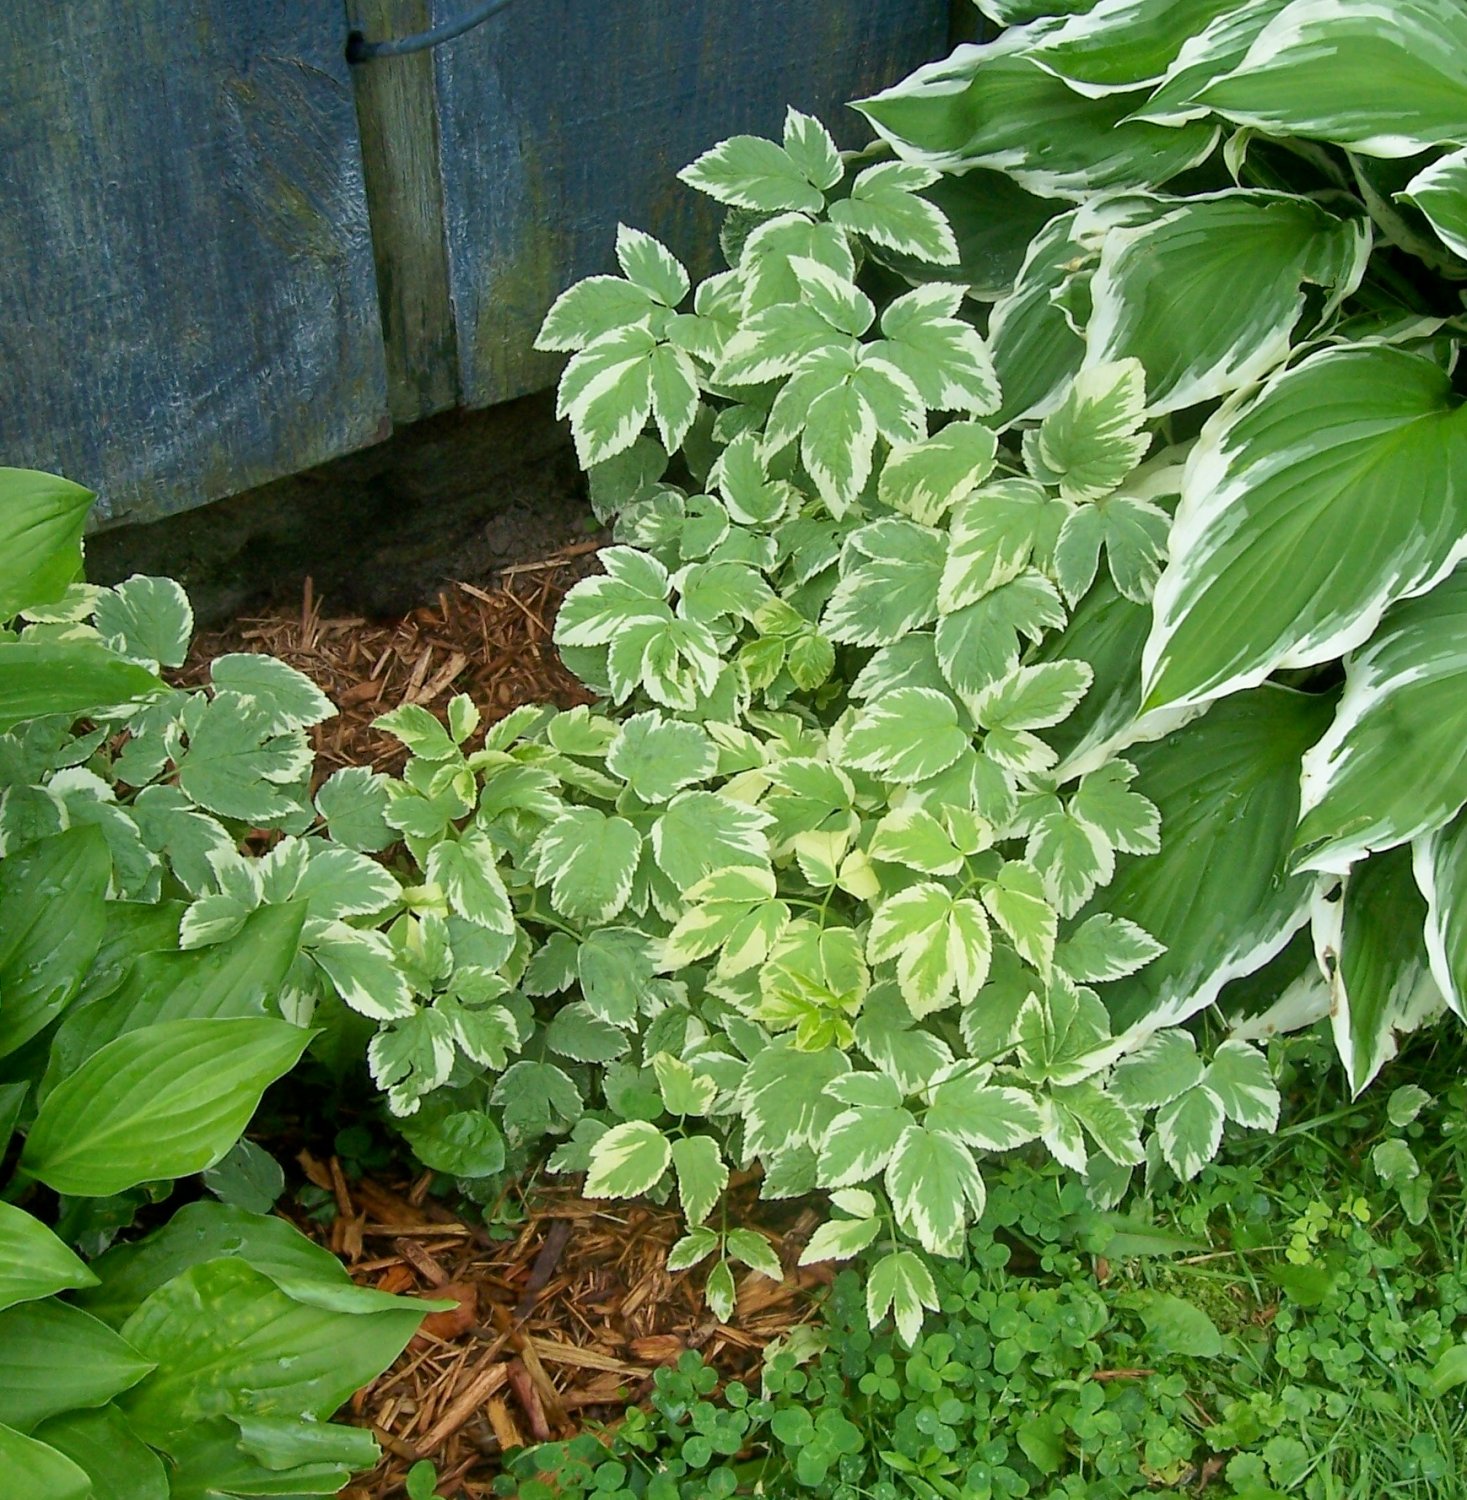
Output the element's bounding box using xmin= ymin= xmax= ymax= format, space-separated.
xmin=0 ymin=2 xmax=388 ymax=525
xmin=433 ymin=0 xmax=952 ymax=409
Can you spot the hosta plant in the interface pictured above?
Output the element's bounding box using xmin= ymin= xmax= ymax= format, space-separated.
xmin=0 ymin=468 xmax=433 ymax=1499
xmin=843 ymin=0 xmax=1467 ymax=1099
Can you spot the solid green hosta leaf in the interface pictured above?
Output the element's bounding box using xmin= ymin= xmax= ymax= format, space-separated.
xmin=1024 ymin=360 xmax=1149 ymax=502
xmin=0 ymin=1421 xmax=91 ymax=1500
xmin=1155 ymin=1083 xmax=1226 ymax=1180
xmin=840 ymin=687 xmax=971 ymax=784
xmin=879 ymin=422 xmax=998 ymax=526
xmin=22 ymin=1017 xmax=312 ymax=1195
xmin=531 ymin=807 xmax=642 ymax=923
xmin=1196 ymin=0 xmax=1467 ymax=157
xmin=926 ymin=1076 xmax=1042 ymax=1151
xmin=828 ymin=161 xmax=960 ymax=265
xmin=887 ymin=1124 xmax=985 ymax=1256
xmin=823 ymin=519 xmax=945 ymax=647
xmin=857 ymin=49 xmax=1216 ymax=194
xmin=1145 ymin=347 xmax=1467 ymax=711
xmin=210 ymin=654 xmax=336 ymax=732
xmin=1321 ymin=845 xmax=1444 ymax=1097
xmin=0 ymin=824 xmax=109 ymax=1058
xmin=0 ymin=1202 xmax=97 ymax=1312
xmin=670 ymin=1135 xmax=728 ymax=1225
xmin=1402 ymin=146 xmax=1467 ymax=261
xmin=32 ymin=1406 xmax=168 ymax=1500
xmin=869 ymin=284 xmax=998 ymax=413
xmin=1419 ymin=808 xmax=1467 ymax=1017
xmin=1097 ymin=687 xmax=1332 ymax=1033
xmin=585 ymin=1120 xmax=672 ymax=1198
xmin=1296 ymin=568 xmax=1467 ymax=872
xmin=0 ymin=641 xmax=167 ymax=731
xmin=0 ymin=1299 xmax=153 ymax=1431
xmin=942 ymin=481 xmax=1065 ymax=609
xmin=1030 ymin=0 xmax=1242 ymax=94
xmin=118 ymin=1259 xmax=422 ymax=1446
xmin=0 ymin=468 xmax=92 ymax=619
xmin=1081 ymin=195 xmax=1368 ymax=416
xmin=866 ymin=1249 xmax=939 ymax=1347
xmin=868 ymin=882 xmax=992 ymax=1018
xmin=93 ymin=575 xmax=193 ymax=669
xmin=678 ymin=133 xmax=827 ymax=213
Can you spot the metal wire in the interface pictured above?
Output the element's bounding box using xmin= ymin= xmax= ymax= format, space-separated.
xmin=346 ymin=0 xmax=516 ymax=63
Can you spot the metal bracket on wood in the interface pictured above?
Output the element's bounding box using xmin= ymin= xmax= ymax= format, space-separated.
xmin=346 ymin=0 xmax=515 ymax=62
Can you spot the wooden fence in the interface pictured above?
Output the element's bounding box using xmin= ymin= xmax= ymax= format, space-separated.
xmin=1 ymin=1 xmax=953 ymax=526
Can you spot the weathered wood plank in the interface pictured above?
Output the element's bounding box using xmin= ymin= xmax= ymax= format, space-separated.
xmin=0 ymin=2 xmax=389 ymax=525
xmin=432 ymin=0 xmax=954 ymax=409
xmin=345 ymin=0 xmax=459 ymax=423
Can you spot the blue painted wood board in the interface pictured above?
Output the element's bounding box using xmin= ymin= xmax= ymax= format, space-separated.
xmin=432 ymin=0 xmax=953 ymax=408
xmin=0 ymin=3 xmax=389 ymax=525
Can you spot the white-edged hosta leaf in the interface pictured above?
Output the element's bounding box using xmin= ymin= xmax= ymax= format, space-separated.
xmin=1402 ymin=146 xmax=1467 ymax=261
xmin=536 ymin=274 xmax=657 ymax=353
xmin=1055 ymin=913 xmax=1165 ymax=983
xmin=870 ymin=284 xmax=998 ymax=412
xmin=585 ymin=1121 xmax=672 ymax=1199
xmin=1024 ymin=359 xmax=1149 ymax=501
xmin=867 ymin=882 xmax=992 ymax=1018
xmin=817 ymin=1104 xmax=913 ymax=1187
xmin=866 ymin=1249 xmax=939 ymax=1347
xmin=661 ymin=863 xmax=788 ymax=974
xmin=886 ymin=1124 xmax=985 ymax=1256
xmin=1136 ymin=0 xmax=1290 ymax=125
xmin=1053 ymin=493 xmax=1170 ymax=606
xmin=926 ymin=1078 xmax=1041 ymax=1151
xmin=1144 ymin=345 xmax=1467 ymax=712
xmin=799 ymin=1215 xmax=882 ymax=1265
xmin=1109 ymin=1028 xmax=1203 ymax=1110
xmin=1093 ymin=686 xmax=1333 ymax=1034
xmin=670 ymin=1135 xmax=727 ymax=1225
xmin=839 ymin=687 xmax=971 ymax=784
xmin=678 ymin=134 xmax=827 ymax=213
xmin=827 ymin=161 xmax=958 ymax=265
xmin=1155 ymin=1083 xmax=1226 ymax=1180
xmin=615 ymin=224 xmax=689 ymax=307
xmin=1318 ymin=845 xmax=1445 ymax=1097
xmin=1030 ymin=0 xmax=1242 ymax=95
xmin=879 ymin=422 xmax=999 ymax=525
xmin=1202 ymin=1039 xmax=1279 ymax=1129
xmin=1195 ymin=0 xmax=1467 ymax=158
xmin=607 ymin=711 xmax=716 ymax=803
xmin=1418 ymin=808 xmax=1467 ymax=1018
xmin=1295 ymin=567 xmax=1467 ymax=873
xmin=209 ymin=653 xmax=335 ymax=731
xmin=531 ymin=808 xmax=642 ymax=923
xmin=93 ymin=575 xmax=193 ymax=668
xmin=856 ymin=50 xmax=1216 ymax=194
xmin=942 ymin=481 xmax=1063 ymax=609
xmin=310 ymin=922 xmax=415 ymax=1019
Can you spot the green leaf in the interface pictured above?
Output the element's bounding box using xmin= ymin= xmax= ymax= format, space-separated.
xmin=869 ymin=283 xmax=998 ymax=411
xmin=926 ymin=1077 xmax=1041 ymax=1151
xmin=0 ymin=824 xmax=110 ymax=1057
xmin=428 ymin=831 xmax=514 ymax=933
xmin=840 ymin=687 xmax=971 ymax=784
xmin=982 ymin=862 xmax=1058 ymax=977
xmin=1055 ymin=913 xmax=1165 ymax=984
xmin=935 ymin=573 xmax=1066 ymax=704
xmin=211 ymin=653 xmax=335 ymax=732
xmin=1025 ymin=360 xmax=1149 ymax=502
xmin=396 ymin=1104 xmax=506 ymax=1178
xmin=1156 ymin=1084 xmax=1226 ymax=1180
xmin=798 ymin=1215 xmax=882 ymax=1266
xmin=1296 ymin=568 xmax=1467 ymax=871
xmin=0 ymin=468 xmax=93 ymax=619
xmin=373 ymin=702 xmax=459 ymax=760
xmin=783 ymin=108 xmax=842 ymax=191
xmin=736 ymin=1043 xmax=849 ymax=1159
xmin=868 ymin=806 xmax=967 ymax=877
xmin=1420 ymin=807 xmax=1467 ymax=1018
xmin=118 ymin=1259 xmax=422 ymax=1445
xmin=1196 ymin=0 xmax=1467 ymax=156
xmin=1144 ymin=347 xmax=1467 ymax=711
xmin=828 ymin=161 xmax=959 ymax=265
xmin=1203 ymin=1039 xmax=1280 ymax=1129
xmin=670 ymin=1135 xmax=728 ymax=1225
xmin=556 ymin=326 xmax=664 ymax=467
xmin=941 ymin=480 xmax=1063 ymax=610
xmin=667 ymin=1226 xmax=720 ymax=1273
xmin=817 ymin=1104 xmax=912 ymax=1187
xmin=1324 ymin=844 xmax=1443 ymax=1097
xmin=615 ymin=224 xmax=689 ymax=307
xmin=1431 ymin=1343 xmax=1467 ymax=1396
xmin=0 ymin=1421 xmax=92 ymax=1499
xmin=31 ymin=1406 xmax=168 ymax=1500
xmin=1053 ymin=1082 xmax=1143 ymax=1166
xmin=823 ymin=520 xmax=945 ymax=647
xmin=725 ymin=1227 xmax=783 ymax=1281
xmin=867 ymin=882 xmax=992 ymax=1018
xmin=175 ymin=696 xmax=312 ymax=823
xmin=23 ymin=1017 xmax=312 ymax=1195
xmin=0 ymin=1299 xmax=153 ymax=1431
xmin=652 ymin=1051 xmax=718 ymax=1115
xmin=678 ymin=134 xmax=826 ymax=213
xmin=93 ymin=575 xmax=194 ymax=669
xmin=531 ymin=807 xmax=642 ymax=923
xmin=1109 ymin=1029 xmax=1203 ymax=1110
xmin=536 ymin=274 xmax=656 ymax=354
xmin=865 ymin=1249 xmax=939 ymax=1346
xmin=0 ymin=641 xmax=166 ymax=731
xmin=1094 ymin=686 xmax=1335 ymax=1033
xmin=662 ymin=863 xmax=788 ymax=973
xmin=855 ymin=984 xmax=955 ymax=1094
xmin=1080 ymin=196 xmax=1367 ymax=416
xmin=607 ymin=711 xmax=716 ymax=802
xmin=585 ymin=1120 xmax=672 ymax=1198
xmin=1053 ymin=493 xmax=1170 ymax=607
xmin=0 ymin=1202 xmax=98 ymax=1312
xmin=203 ymin=1137 xmax=286 ymax=1214
xmin=310 ymin=922 xmax=416 ymax=1020
xmin=1134 ymin=1291 xmax=1223 ymax=1358
xmin=879 ymin=421 xmax=998 ymax=526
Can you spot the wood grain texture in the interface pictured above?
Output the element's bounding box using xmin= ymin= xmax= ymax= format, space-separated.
xmin=345 ymin=0 xmax=459 ymax=423
xmin=432 ymin=0 xmax=953 ymax=408
xmin=0 ymin=2 xmax=389 ymax=525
